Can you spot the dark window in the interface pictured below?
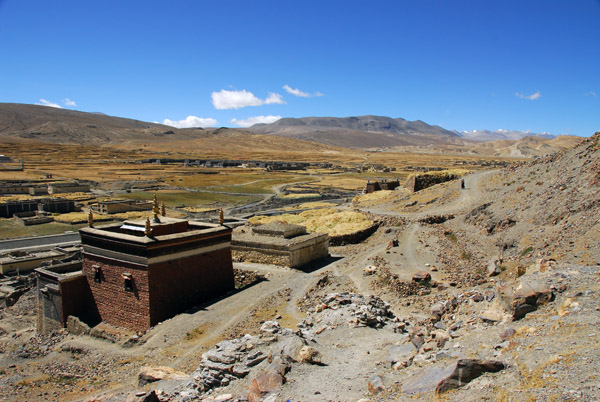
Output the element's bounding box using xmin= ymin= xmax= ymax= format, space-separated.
xmin=123 ymin=273 xmax=133 ymax=292
xmin=93 ymin=266 xmax=102 ymax=283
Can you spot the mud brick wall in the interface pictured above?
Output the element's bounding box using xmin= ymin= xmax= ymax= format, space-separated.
xmin=148 ymin=248 xmax=234 ymax=325
xmin=83 ymin=255 xmax=152 ymax=332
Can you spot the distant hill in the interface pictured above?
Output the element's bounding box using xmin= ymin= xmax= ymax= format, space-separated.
xmin=459 ymin=129 xmax=557 ymax=142
xmin=246 ymin=115 xmax=462 ymax=148
xmin=0 ymin=103 xmax=206 ymax=145
xmin=0 ymin=103 xmax=353 ymax=160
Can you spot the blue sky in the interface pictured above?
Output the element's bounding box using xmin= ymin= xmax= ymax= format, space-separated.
xmin=0 ymin=0 xmax=598 ymax=136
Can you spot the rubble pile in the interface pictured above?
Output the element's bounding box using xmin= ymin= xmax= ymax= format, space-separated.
xmin=192 ymin=334 xmax=269 ymax=392
xmin=308 ymin=292 xmax=396 ymax=329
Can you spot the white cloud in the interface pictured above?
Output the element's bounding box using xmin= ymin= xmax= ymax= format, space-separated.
xmin=516 ymin=91 xmax=541 ymax=100
xmin=230 ymin=115 xmax=281 ymax=128
xmin=283 ymin=84 xmax=323 ymax=98
xmin=265 ymin=92 xmax=285 ymax=104
xmin=211 ymin=89 xmax=285 ymax=110
xmin=63 ymin=98 xmax=77 ymax=107
xmin=36 ymin=99 xmax=62 ymax=108
xmin=163 ymin=116 xmax=218 ymax=128
xmin=586 ymin=91 xmax=597 ymax=98
xmin=283 ymin=85 xmax=310 ymax=97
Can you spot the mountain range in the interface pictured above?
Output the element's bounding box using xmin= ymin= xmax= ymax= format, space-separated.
xmin=0 ymin=103 xmax=580 ymax=157
xmin=246 ymin=115 xmax=462 ymax=148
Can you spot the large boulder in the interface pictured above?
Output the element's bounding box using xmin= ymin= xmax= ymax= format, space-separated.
xmin=497 ymin=276 xmax=554 ymax=320
xmin=138 ymin=366 xmax=190 ymax=386
xmin=436 ymin=359 xmax=505 ymax=393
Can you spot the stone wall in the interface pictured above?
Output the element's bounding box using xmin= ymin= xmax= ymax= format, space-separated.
xmin=329 ymin=223 xmax=379 ymax=246
xmin=404 ymin=173 xmax=459 ymax=192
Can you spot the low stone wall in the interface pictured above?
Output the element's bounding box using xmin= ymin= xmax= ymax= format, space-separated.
xmin=329 ymin=223 xmax=379 ymax=246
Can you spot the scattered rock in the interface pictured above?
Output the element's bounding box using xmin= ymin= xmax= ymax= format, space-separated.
xmin=247 ymin=370 xmax=284 ymax=402
xmin=498 ymin=276 xmax=554 ymax=320
xmin=499 ymin=328 xmax=516 ymax=341
xmin=487 ymin=257 xmax=502 ymax=277
xmin=412 ymin=271 xmax=432 ymax=283
xmin=388 ymin=343 xmax=417 ymax=369
xmin=368 ymin=375 xmax=385 ymax=394
xmin=298 ymin=346 xmax=322 ymax=365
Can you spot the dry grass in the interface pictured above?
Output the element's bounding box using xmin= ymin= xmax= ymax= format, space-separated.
xmin=284 ymin=201 xmax=336 ymax=211
xmin=248 ymin=207 xmax=373 ymax=236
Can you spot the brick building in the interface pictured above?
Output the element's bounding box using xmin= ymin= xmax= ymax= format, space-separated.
xmin=79 ymin=216 xmax=234 ymax=331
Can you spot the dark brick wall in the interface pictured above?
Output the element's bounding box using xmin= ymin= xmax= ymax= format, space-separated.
xmin=83 ymin=255 xmax=152 ymax=332
xmin=83 ymin=247 xmax=234 ymax=331
xmin=148 ymin=248 xmax=234 ymax=325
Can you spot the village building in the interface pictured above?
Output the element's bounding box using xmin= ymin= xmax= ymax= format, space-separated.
xmin=0 ymin=198 xmax=76 ymax=218
xmin=0 ymin=245 xmax=80 ymax=275
xmin=78 ymin=211 xmax=234 ymax=332
xmin=47 ymin=182 xmax=91 ymax=194
xmin=92 ymin=199 xmax=153 ymax=214
xmin=35 ymin=260 xmax=88 ymax=333
xmin=34 ymin=210 xmax=235 ymax=333
xmin=364 ymin=179 xmax=400 ymax=194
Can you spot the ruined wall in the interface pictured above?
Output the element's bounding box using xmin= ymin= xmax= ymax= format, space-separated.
xmin=404 ymin=173 xmax=458 ymax=192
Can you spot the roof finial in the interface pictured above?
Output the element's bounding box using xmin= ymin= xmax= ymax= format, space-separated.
xmin=145 ymin=217 xmax=152 ymax=236
xmin=88 ymin=209 xmax=94 ymax=227
xmin=152 ymin=194 xmax=161 ymax=223
xmin=161 ymin=202 xmax=166 ymax=217
xmin=219 ymin=208 xmax=224 ymax=225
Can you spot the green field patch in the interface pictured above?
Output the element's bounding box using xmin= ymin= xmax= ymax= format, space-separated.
xmin=122 ymin=190 xmax=261 ymax=207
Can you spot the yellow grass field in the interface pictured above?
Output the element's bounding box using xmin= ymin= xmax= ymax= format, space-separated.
xmin=248 ymin=208 xmax=373 ymax=236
